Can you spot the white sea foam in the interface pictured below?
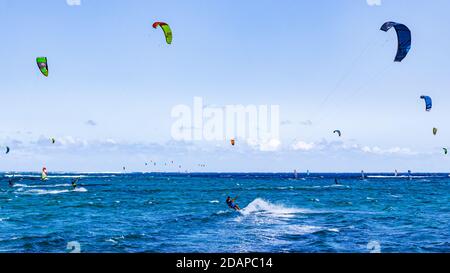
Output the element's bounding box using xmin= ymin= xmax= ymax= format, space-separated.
xmin=24 ymin=189 xmax=70 ymax=195
xmin=4 ymin=174 xmax=40 ymax=178
xmin=215 ymin=210 xmax=229 ymax=215
xmin=5 ymin=173 xmax=117 ymax=179
xmin=5 ymin=174 xmax=85 ymax=178
xmin=368 ymin=175 xmax=439 ymax=178
xmin=367 ymin=175 xmax=406 ymax=178
xmin=276 ymin=186 xmax=294 ymax=190
xmin=323 ymin=184 xmax=349 ymax=188
xmin=389 ymin=194 xmax=401 ymax=198
xmin=239 ymin=198 xmax=314 ymax=218
xmin=13 ymin=183 xmax=71 ymax=188
xmin=47 ymin=175 xmax=86 ymax=178
xmin=285 ymin=225 xmax=340 ymax=235
xmin=18 ymin=187 xmax=87 ymax=195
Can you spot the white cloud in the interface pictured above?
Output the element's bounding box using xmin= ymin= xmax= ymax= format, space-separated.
xmin=66 ymin=0 xmax=81 ymax=6
xmin=4 ymin=133 xmax=420 ymax=163
xmin=259 ymin=138 xmax=281 ymax=152
xmin=366 ymin=0 xmax=381 ymax=6
xmin=290 ymin=138 xmax=416 ymax=156
xmin=299 ymin=120 xmax=313 ymax=126
xmin=280 ymin=120 xmax=292 ymax=126
xmin=44 ymin=136 xmax=89 ymax=147
xmin=292 ymin=141 xmax=315 ymax=151
xmin=361 ymin=146 xmax=415 ymax=155
xmin=85 ymin=120 xmax=97 ymax=126
xmin=104 ymin=138 xmax=117 ymax=145
xmin=280 ymin=120 xmax=312 ymax=126
xmin=247 ymin=138 xmax=281 ymax=152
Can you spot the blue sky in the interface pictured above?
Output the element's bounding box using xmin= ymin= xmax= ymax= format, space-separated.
xmin=1 ymin=0 xmax=450 ymax=172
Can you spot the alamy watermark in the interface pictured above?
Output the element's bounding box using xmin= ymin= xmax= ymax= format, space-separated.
xmin=367 ymin=240 xmax=381 ymax=253
xmin=171 ymin=97 xmax=280 ymax=144
xmin=67 ymin=241 xmax=81 ymax=253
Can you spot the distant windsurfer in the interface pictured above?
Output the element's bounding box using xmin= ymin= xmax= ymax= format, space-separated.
xmin=334 ymin=178 xmax=339 ymax=185
xmin=226 ymin=196 xmax=240 ymax=211
xmin=41 ymin=167 xmax=48 ymax=181
xmin=71 ymin=178 xmax=79 ymax=190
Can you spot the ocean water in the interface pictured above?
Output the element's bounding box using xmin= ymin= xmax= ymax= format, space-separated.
xmin=0 ymin=172 xmax=449 ymax=253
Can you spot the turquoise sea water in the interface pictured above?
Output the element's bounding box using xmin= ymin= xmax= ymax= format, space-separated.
xmin=0 ymin=173 xmax=449 ymax=253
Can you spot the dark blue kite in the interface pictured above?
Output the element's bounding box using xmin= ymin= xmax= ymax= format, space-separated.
xmin=420 ymin=95 xmax=432 ymax=111
xmin=380 ymin=22 xmax=411 ymax=62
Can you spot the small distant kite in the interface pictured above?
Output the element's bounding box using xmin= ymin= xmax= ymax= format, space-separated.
xmin=420 ymin=96 xmax=432 ymax=112
xmin=443 ymin=148 xmax=448 ymax=155
xmin=51 ymin=138 xmax=56 ymax=144
xmin=36 ymin=57 xmax=49 ymax=77
xmin=152 ymin=22 xmax=172 ymax=44
xmin=333 ymin=130 xmax=342 ymax=137
xmin=230 ymin=139 xmax=236 ymax=146
xmin=5 ymin=146 xmax=10 ymax=154
xmin=433 ymin=127 xmax=438 ymax=136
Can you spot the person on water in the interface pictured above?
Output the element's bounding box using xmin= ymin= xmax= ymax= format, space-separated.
xmin=226 ymin=196 xmax=240 ymax=211
xmin=41 ymin=167 xmax=48 ymax=181
xmin=71 ymin=178 xmax=78 ymax=189
xmin=334 ymin=178 xmax=339 ymax=185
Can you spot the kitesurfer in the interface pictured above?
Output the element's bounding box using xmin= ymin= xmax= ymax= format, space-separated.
xmin=71 ymin=178 xmax=78 ymax=189
xmin=226 ymin=196 xmax=240 ymax=211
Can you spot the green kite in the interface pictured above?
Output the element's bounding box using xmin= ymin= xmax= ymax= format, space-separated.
xmin=36 ymin=57 xmax=48 ymax=77
xmin=153 ymin=22 xmax=172 ymax=44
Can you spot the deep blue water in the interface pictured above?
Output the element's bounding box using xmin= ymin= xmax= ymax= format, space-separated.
xmin=0 ymin=172 xmax=449 ymax=253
